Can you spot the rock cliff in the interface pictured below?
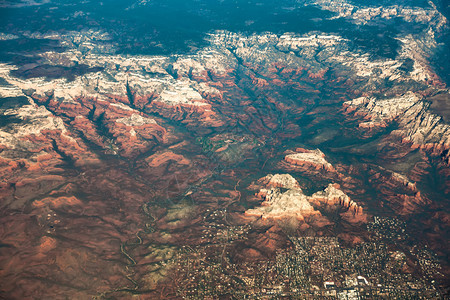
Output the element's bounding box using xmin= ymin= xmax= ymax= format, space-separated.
xmin=245 ymin=174 xmax=365 ymax=223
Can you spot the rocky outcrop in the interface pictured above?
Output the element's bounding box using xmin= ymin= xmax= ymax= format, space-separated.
xmin=0 ymin=102 xmax=99 ymax=165
xmin=284 ymin=148 xmax=335 ymax=172
xmin=0 ymin=1 xmax=448 ymax=296
xmin=300 ymin=0 xmax=447 ymax=28
xmin=0 ymin=22 xmax=446 ymax=164
xmin=110 ymin=113 xmax=167 ymax=158
xmin=259 ymin=173 xmax=302 ymax=190
xmin=309 ymin=183 xmax=365 ymax=219
xmin=344 ymin=91 xmax=450 ymax=163
xmin=145 ymin=151 xmax=191 ymax=168
xmin=246 ymin=174 xmax=365 ymax=223
xmin=246 ymin=174 xmax=320 ymax=221
xmin=365 ymin=165 xmax=430 ymax=215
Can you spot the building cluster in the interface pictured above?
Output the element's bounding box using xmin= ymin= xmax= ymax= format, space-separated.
xmin=171 ymin=227 xmax=442 ymax=299
xmin=367 ymin=216 xmax=410 ymax=242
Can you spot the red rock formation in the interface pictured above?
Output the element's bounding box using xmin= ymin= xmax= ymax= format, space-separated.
xmin=307 ymin=68 xmax=329 ymax=80
xmin=147 ymin=100 xmax=225 ymax=128
xmin=343 ymin=92 xmax=450 ymax=165
xmin=365 ymin=165 xmax=430 ymax=215
xmin=33 ymin=195 xmax=83 ymax=210
xmin=284 ymin=148 xmax=335 ymax=172
xmin=245 ymin=174 xmax=365 ymax=225
xmin=146 ymin=151 xmax=191 ymax=168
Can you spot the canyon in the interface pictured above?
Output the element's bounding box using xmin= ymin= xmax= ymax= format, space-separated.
xmin=0 ymin=0 xmax=449 ymax=298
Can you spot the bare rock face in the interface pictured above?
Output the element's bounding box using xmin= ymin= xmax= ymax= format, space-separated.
xmin=284 ymin=148 xmax=335 ymax=172
xmin=0 ymin=0 xmax=448 ymax=295
xmin=245 ymin=174 xmax=364 ymax=223
xmin=344 ymin=91 xmax=450 ymax=164
xmin=365 ymin=165 xmax=430 ymax=215
xmin=261 ymin=173 xmax=302 ymax=190
xmin=310 ymin=183 xmax=365 ymax=221
xmin=344 ymin=92 xmax=422 ymax=128
xmin=247 ymin=187 xmax=318 ymax=220
xmin=245 ymin=174 xmax=320 ymax=221
xmin=301 ymin=0 xmax=447 ymax=28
